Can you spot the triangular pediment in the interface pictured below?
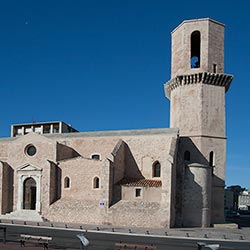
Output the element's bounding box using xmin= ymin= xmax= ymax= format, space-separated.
xmin=17 ymin=163 xmax=42 ymax=171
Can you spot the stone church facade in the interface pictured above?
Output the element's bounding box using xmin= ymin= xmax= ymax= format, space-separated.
xmin=0 ymin=18 xmax=233 ymax=228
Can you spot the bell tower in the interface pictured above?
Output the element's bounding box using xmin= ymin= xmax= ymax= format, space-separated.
xmin=165 ymin=18 xmax=233 ymax=227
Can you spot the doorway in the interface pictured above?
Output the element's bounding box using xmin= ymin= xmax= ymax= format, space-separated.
xmin=23 ymin=177 xmax=36 ymax=210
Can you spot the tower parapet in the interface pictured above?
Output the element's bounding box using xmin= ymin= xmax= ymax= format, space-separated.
xmin=165 ymin=72 xmax=233 ymax=99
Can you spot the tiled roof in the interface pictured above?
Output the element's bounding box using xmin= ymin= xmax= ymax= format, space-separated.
xmin=117 ymin=178 xmax=162 ymax=187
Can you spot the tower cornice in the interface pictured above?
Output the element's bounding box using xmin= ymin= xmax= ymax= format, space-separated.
xmin=164 ymin=72 xmax=233 ymax=99
xmin=171 ymin=18 xmax=225 ymax=34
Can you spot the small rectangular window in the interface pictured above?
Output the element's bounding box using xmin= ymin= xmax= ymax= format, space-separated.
xmin=135 ymin=188 xmax=141 ymax=197
xmin=213 ymin=64 xmax=217 ymax=73
xmin=92 ymin=154 xmax=100 ymax=160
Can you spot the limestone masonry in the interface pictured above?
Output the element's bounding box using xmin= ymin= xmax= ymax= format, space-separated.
xmin=0 ymin=18 xmax=233 ymax=228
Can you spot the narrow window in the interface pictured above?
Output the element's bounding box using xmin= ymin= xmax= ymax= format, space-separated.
xmin=91 ymin=154 xmax=100 ymax=160
xmin=93 ymin=177 xmax=100 ymax=189
xmin=209 ymin=151 xmax=214 ymax=166
xmin=152 ymin=161 xmax=161 ymax=178
xmin=184 ymin=151 xmax=191 ymax=161
xmin=53 ymin=124 xmax=59 ymax=133
xmin=43 ymin=125 xmax=50 ymax=134
xmin=64 ymin=177 xmax=70 ymax=188
xmin=191 ymin=31 xmax=201 ymax=68
xmin=135 ymin=188 xmax=141 ymax=197
xmin=213 ymin=64 xmax=217 ymax=73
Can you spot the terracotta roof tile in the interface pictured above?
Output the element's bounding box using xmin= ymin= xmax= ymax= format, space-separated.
xmin=117 ymin=178 xmax=162 ymax=187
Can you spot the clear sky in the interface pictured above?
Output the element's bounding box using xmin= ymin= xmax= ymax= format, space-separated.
xmin=0 ymin=0 xmax=249 ymax=188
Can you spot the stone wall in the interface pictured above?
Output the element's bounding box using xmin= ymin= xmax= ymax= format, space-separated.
xmin=0 ymin=162 xmax=14 ymax=214
xmin=171 ymin=18 xmax=224 ymax=78
xmin=42 ymin=129 xmax=178 ymax=227
xmin=122 ymin=186 xmax=161 ymax=202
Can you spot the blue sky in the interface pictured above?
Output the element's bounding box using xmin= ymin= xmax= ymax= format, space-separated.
xmin=0 ymin=0 xmax=249 ymax=188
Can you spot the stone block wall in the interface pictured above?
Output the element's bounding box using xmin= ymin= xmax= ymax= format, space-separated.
xmin=0 ymin=162 xmax=14 ymax=214
xmin=171 ymin=18 xmax=224 ymax=78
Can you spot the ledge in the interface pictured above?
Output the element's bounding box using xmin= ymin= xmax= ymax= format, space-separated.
xmin=164 ymin=72 xmax=233 ymax=99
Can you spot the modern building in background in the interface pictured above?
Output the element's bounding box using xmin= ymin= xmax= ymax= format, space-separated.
xmin=11 ymin=121 xmax=78 ymax=137
xmin=0 ymin=18 xmax=233 ymax=228
xmin=238 ymin=190 xmax=250 ymax=211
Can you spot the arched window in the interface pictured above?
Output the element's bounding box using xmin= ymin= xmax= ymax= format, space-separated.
xmin=184 ymin=151 xmax=191 ymax=161
xmin=191 ymin=31 xmax=201 ymax=68
xmin=209 ymin=151 xmax=214 ymax=167
xmin=152 ymin=161 xmax=161 ymax=178
xmin=91 ymin=154 xmax=100 ymax=160
xmin=64 ymin=176 xmax=70 ymax=188
xmin=93 ymin=177 xmax=100 ymax=189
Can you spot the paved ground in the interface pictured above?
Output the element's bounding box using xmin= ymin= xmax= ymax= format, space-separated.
xmin=0 ymin=242 xmax=41 ymax=249
xmin=0 ymin=242 xmax=40 ymax=250
xmin=0 ymin=218 xmax=249 ymax=249
xmin=1 ymin=219 xmax=249 ymax=241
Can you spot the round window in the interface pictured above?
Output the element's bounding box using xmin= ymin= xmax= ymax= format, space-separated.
xmin=26 ymin=145 xmax=37 ymax=156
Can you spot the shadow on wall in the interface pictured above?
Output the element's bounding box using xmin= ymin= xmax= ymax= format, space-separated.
xmin=124 ymin=142 xmax=144 ymax=180
xmin=49 ymin=161 xmax=62 ymax=205
xmin=56 ymin=143 xmax=81 ymax=161
xmin=1 ymin=162 xmax=14 ymax=214
xmin=110 ymin=142 xmax=144 ymax=206
xmin=180 ymin=137 xmax=209 ymax=165
xmin=175 ymin=137 xmax=220 ymax=227
xmin=182 ymin=166 xmax=203 ymax=227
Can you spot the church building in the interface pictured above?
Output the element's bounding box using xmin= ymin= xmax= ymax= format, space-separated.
xmin=0 ymin=18 xmax=233 ymax=228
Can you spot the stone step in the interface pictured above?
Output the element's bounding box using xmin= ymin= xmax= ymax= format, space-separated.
xmin=0 ymin=210 xmax=44 ymax=222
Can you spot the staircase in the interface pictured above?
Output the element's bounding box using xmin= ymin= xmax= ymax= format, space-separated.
xmin=0 ymin=210 xmax=44 ymax=222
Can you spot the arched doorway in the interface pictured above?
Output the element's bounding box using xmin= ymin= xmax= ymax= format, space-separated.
xmin=23 ymin=177 xmax=36 ymax=210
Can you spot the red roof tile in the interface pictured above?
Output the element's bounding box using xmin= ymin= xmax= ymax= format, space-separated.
xmin=117 ymin=178 xmax=162 ymax=187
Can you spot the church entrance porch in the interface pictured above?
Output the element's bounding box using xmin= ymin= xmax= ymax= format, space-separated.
xmin=23 ymin=177 xmax=36 ymax=210
xmin=17 ymin=164 xmax=42 ymax=212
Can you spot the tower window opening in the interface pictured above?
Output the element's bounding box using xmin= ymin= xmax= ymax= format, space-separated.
xmin=213 ymin=64 xmax=217 ymax=73
xmin=191 ymin=31 xmax=201 ymax=68
xmin=209 ymin=151 xmax=214 ymax=167
xmin=64 ymin=176 xmax=70 ymax=188
xmin=184 ymin=151 xmax=191 ymax=161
